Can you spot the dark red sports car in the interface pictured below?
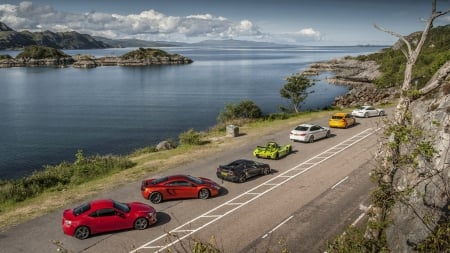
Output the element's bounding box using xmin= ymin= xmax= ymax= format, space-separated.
xmin=62 ymin=199 xmax=157 ymax=240
xmin=141 ymin=174 xmax=221 ymax=204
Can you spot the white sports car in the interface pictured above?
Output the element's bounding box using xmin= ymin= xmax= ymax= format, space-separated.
xmin=351 ymin=105 xmax=385 ymax=118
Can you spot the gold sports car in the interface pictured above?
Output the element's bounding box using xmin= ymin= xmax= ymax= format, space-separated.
xmin=328 ymin=112 xmax=356 ymax=128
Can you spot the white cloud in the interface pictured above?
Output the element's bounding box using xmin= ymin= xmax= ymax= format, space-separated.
xmin=0 ymin=1 xmax=268 ymax=42
xmin=0 ymin=1 xmax=328 ymax=45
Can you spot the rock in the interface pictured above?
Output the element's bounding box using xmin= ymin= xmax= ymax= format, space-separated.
xmin=156 ymin=140 xmax=177 ymax=151
xmin=302 ymin=57 xmax=399 ymax=107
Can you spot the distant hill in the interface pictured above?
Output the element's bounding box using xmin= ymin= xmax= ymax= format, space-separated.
xmin=190 ymin=39 xmax=292 ymax=48
xmin=0 ymin=22 xmax=110 ymax=50
xmin=93 ymin=36 xmax=186 ymax=48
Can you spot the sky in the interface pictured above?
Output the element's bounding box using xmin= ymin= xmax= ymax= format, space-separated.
xmin=1 ymin=0 xmax=450 ymax=46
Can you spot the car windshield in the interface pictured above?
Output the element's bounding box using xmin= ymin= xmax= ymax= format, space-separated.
xmin=187 ymin=175 xmax=203 ymax=184
xmin=294 ymin=126 xmax=309 ymax=131
xmin=332 ymin=115 xmax=343 ymax=119
xmin=113 ymin=200 xmax=130 ymax=213
xmin=73 ymin=202 xmax=91 ymax=216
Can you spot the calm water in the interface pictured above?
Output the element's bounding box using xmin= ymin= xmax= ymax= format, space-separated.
xmin=0 ymin=45 xmax=386 ymax=179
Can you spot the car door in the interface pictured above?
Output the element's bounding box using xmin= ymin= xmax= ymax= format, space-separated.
xmin=245 ymin=161 xmax=260 ymax=176
xmin=345 ymin=114 xmax=355 ymax=126
xmin=366 ymin=106 xmax=377 ymax=117
xmin=310 ymin=125 xmax=325 ymax=139
xmin=89 ymin=208 xmax=129 ymax=233
xmin=165 ymin=180 xmax=197 ymax=199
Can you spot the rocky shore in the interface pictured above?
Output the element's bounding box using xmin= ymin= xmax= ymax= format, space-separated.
xmin=302 ymin=57 xmax=399 ymax=107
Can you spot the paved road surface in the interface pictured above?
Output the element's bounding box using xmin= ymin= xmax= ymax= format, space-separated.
xmin=0 ymin=111 xmax=389 ymax=253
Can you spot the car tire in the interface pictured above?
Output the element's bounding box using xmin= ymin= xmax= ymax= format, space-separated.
xmin=238 ymin=173 xmax=246 ymax=183
xmin=309 ymin=136 xmax=314 ymax=143
xmin=149 ymin=192 xmax=163 ymax=204
xmin=275 ymin=152 xmax=279 ymax=159
xmin=74 ymin=226 xmax=90 ymax=240
xmin=134 ymin=217 xmax=149 ymax=230
xmin=198 ymin=188 xmax=210 ymax=199
xmin=379 ymin=111 xmax=385 ymax=116
xmin=263 ymin=167 xmax=271 ymax=175
xmin=326 ymin=131 xmax=330 ymax=138
xmin=364 ymin=113 xmax=369 ymax=118
xmin=288 ymin=146 xmax=292 ymax=153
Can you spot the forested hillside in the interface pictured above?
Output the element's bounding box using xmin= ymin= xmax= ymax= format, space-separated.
xmin=0 ymin=22 xmax=110 ymax=50
xmin=355 ymin=24 xmax=450 ymax=89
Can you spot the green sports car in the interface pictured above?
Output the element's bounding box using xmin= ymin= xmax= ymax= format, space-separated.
xmin=253 ymin=141 xmax=292 ymax=160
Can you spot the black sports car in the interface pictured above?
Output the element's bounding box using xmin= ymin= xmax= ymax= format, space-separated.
xmin=216 ymin=159 xmax=271 ymax=183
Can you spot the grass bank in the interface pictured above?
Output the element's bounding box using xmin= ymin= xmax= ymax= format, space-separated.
xmin=0 ymin=108 xmax=355 ymax=231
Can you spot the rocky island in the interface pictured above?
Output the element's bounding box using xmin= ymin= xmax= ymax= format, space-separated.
xmin=0 ymin=46 xmax=193 ymax=68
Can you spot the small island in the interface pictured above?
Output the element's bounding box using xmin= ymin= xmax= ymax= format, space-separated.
xmin=0 ymin=46 xmax=193 ymax=68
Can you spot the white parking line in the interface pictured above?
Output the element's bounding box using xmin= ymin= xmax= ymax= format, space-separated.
xmin=262 ymin=215 xmax=294 ymax=239
xmin=130 ymin=128 xmax=376 ymax=253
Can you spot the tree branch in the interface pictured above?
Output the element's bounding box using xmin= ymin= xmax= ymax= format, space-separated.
xmin=419 ymin=60 xmax=450 ymax=94
xmin=374 ymin=24 xmax=412 ymax=57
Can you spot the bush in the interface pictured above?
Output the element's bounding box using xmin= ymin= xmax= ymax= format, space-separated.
xmin=0 ymin=150 xmax=135 ymax=205
xmin=179 ymin=129 xmax=203 ymax=145
xmin=217 ymin=100 xmax=262 ymax=123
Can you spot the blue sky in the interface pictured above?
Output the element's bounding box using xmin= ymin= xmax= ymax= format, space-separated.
xmin=1 ymin=0 xmax=450 ymax=45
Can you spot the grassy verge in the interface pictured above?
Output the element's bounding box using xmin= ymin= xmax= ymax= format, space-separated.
xmin=0 ymin=107 xmax=357 ymax=231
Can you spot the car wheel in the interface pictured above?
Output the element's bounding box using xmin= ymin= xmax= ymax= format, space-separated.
xmin=308 ymin=136 xmax=314 ymax=143
xmin=198 ymin=188 xmax=210 ymax=199
xmin=74 ymin=226 xmax=90 ymax=240
xmin=255 ymin=154 xmax=260 ymax=158
xmin=288 ymin=146 xmax=292 ymax=153
xmin=238 ymin=173 xmax=246 ymax=183
xmin=326 ymin=131 xmax=331 ymax=138
xmin=134 ymin=217 xmax=149 ymax=230
xmin=149 ymin=192 xmax=163 ymax=204
xmin=263 ymin=167 xmax=271 ymax=175
xmin=364 ymin=113 xmax=369 ymax=118
xmin=379 ymin=111 xmax=385 ymax=116
xmin=275 ymin=152 xmax=279 ymax=159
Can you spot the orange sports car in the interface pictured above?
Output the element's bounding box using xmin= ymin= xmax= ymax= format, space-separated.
xmin=141 ymin=174 xmax=221 ymax=204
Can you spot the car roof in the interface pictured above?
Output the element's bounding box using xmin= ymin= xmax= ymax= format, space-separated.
xmin=89 ymin=199 xmax=114 ymax=209
xmin=332 ymin=112 xmax=348 ymax=116
xmin=298 ymin=123 xmax=314 ymax=127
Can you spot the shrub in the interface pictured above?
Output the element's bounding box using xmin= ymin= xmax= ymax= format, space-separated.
xmin=179 ymin=129 xmax=203 ymax=145
xmin=217 ymin=100 xmax=262 ymax=123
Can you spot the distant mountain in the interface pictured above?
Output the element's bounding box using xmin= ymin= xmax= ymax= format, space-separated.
xmin=93 ymin=36 xmax=187 ymax=48
xmin=0 ymin=22 xmax=110 ymax=50
xmin=190 ymin=39 xmax=292 ymax=48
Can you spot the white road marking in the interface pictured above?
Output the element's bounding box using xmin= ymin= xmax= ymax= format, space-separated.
xmin=352 ymin=205 xmax=372 ymax=226
xmin=331 ymin=176 xmax=349 ymax=189
xmin=130 ymin=128 xmax=376 ymax=253
xmin=262 ymin=215 xmax=294 ymax=239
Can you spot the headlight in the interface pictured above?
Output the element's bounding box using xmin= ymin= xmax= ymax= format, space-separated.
xmin=213 ymin=185 xmax=221 ymax=190
xmin=64 ymin=220 xmax=72 ymax=226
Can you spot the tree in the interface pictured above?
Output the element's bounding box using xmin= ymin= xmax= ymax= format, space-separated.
xmin=365 ymin=1 xmax=450 ymax=252
xmin=280 ymin=73 xmax=314 ymax=113
xmin=217 ymin=99 xmax=262 ymax=123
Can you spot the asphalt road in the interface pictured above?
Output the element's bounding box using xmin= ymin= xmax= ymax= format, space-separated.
xmin=0 ymin=111 xmax=389 ymax=253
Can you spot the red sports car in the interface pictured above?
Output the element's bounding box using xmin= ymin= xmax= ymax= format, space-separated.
xmin=141 ymin=174 xmax=221 ymax=204
xmin=62 ymin=199 xmax=157 ymax=240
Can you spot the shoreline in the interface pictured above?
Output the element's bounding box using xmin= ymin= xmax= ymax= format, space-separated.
xmin=301 ymin=57 xmax=398 ymax=107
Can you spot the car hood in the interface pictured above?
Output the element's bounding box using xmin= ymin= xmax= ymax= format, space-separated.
xmin=129 ymin=202 xmax=155 ymax=212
